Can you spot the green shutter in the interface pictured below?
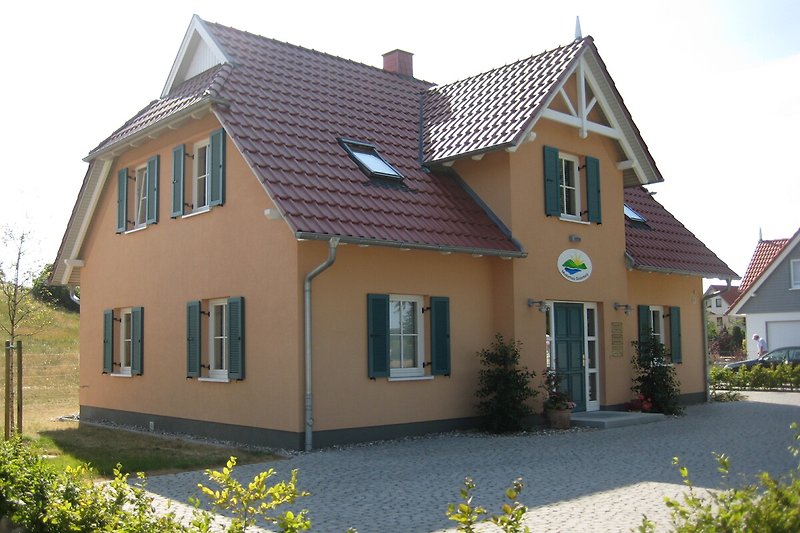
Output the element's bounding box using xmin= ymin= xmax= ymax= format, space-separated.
xmin=103 ymin=310 xmax=114 ymax=373
xmin=430 ymin=296 xmax=451 ymax=376
xmin=228 ymin=296 xmax=244 ymax=380
xmin=585 ymin=156 xmax=601 ymax=223
xmin=186 ymin=301 xmax=201 ymax=378
xmin=116 ymin=168 xmax=128 ymax=233
xmin=146 ymin=155 xmax=159 ymax=224
xmin=131 ymin=307 xmax=144 ymax=375
xmin=637 ymin=305 xmax=651 ymax=346
xmin=669 ymin=306 xmax=682 ymax=363
xmin=172 ymin=145 xmax=185 ymax=218
xmin=367 ymin=294 xmax=389 ymax=378
xmin=209 ymin=128 xmax=226 ymax=206
xmin=543 ymin=146 xmax=560 ymax=216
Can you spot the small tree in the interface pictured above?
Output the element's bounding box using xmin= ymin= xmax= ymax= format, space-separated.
xmin=631 ymin=332 xmax=683 ymax=415
xmin=475 ymin=334 xmax=537 ymax=433
xmin=31 ymin=263 xmax=79 ymax=312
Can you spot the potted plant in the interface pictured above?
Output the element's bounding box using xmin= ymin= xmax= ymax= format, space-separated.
xmin=541 ymin=368 xmax=575 ymax=429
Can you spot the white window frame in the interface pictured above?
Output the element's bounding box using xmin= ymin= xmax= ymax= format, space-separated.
xmin=649 ymin=306 xmax=664 ymax=344
xmin=388 ymin=294 xmax=424 ymax=378
xmin=133 ymin=165 xmax=148 ymax=228
xmin=208 ymin=298 xmax=228 ymax=380
xmin=558 ymin=153 xmax=581 ymax=219
xmin=193 ymin=140 xmax=211 ymax=212
xmin=791 ymin=259 xmax=800 ymax=289
xmin=117 ymin=308 xmax=133 ymax=376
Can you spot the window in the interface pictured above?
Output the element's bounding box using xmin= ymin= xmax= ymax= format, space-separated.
xmin=339 ymin=138 xmax=403 ymax=180
xmin=116 ymin=155 xmax=159 ymax=232
xmin=638 ymin=304 xmax=682 ymax=363
xmin=543 ymin=146 xmax=601 ymax=223
xmin=559 ymin=153 xmax=580 ymax=218
xmin=389 ymin=295 xmax=424 ymax=377
xmin=623 ymin=203 xmax=647 ymax=223
xmin=706 ymin=299 xmax=712 ymax=308
xmin=171 ymin=128 xmax=226 ymax=218
xmin=715 ymin=297 xmax=722 ymax=308
xmin=367 ymin=294 xmax=450 ymax=379
xmin=186 ymin=296 xmax=244 ymax=381
xmin=193 ymin=140 xmax=210 ymax=211
xmin=791 ymin=259 xmax=800 ymax=289
xmin=103 ymin=307 xmax=143 ymax=376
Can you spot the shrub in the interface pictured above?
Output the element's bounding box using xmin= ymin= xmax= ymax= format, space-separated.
xmin=446 ymin=477 xmax=530 ymax=532
xmin=475 ymin=334 xmax=537 ymax=433
xmin=639 ymin=423 xmax=800 ymax=532
xmin=631 ymin=333 xmax=683 ymax=415
xmin=710 ymin=364 xmax=800 ymax=391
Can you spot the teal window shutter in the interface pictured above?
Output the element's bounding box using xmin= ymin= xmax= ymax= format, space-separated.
xmin=669 ymin=306 xmax=682 ymax=363
xmin=146 ymin=155 xmax=159 ymax=224
xmin=172 ymin=145 xmax=185 ymax=218
xmin=103 ymin=310 xmax=114 ymax=373
xmin=367 ymin=294 xmax=389 ymax=378
xmin=543 ymin=146 xmax=560 ymax=216
xmin=585 ymin=156 xmax=601 ymax=223
xmin=186 ymin=301 xmax=201 ymax=378
xmin=209 ymin=128 xmax=226 ymax=206
xmin=637 ymin=305 xmax=651 ymax=346
xmin=227 ymin=296 xmax=245 ymax=380
xmin=116 ymin=168 xmax=128 ymax=233
xmin=430 ymin=296 xmax=451 ymax=376
xmin=131 ymin=307 xmax=144 ymax=375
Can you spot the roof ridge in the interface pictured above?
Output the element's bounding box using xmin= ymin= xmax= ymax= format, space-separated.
xmin=428 ymin=36 xmax=592 ymax=92
xmin=203 ymin=18 xmax=434 ymax=87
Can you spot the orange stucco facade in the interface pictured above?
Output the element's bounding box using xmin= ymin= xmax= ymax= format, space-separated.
xmin=75 ymin=106 xmax=707 ymax=449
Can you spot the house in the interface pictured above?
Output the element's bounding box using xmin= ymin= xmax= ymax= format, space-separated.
xmin=51 ymin=16 xmax=737 ymax=451
xmin=728 ymin=230 xmax=800 ymax=358
xmin=703 ymin=284 xmax=742 ymax=331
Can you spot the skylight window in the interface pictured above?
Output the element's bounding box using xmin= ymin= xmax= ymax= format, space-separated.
xmin=339 ymin=139 xmax=403 ymax=179
xmin=623 ymin=203 xmax=647 ymax=222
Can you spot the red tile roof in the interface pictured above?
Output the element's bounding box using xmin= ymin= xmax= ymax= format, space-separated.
xmin=422 ymin=39 xmax=588 ymax=163
xmin=737 ymin=238 xmax=790 ymax=295
xmin=706 ymin=284 xmax=740 ymax=306
xmin=624 ymin=187 xmax=738 ymax=279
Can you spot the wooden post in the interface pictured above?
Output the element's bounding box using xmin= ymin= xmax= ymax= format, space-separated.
xmin=4 ymin=341 xmax=10 ymax=440
xmin=16 ymin=341 xmax=22 ymax=435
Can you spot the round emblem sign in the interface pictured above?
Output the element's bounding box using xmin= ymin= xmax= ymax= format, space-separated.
xmin=557 ymin=249 xmax=592 ymax=282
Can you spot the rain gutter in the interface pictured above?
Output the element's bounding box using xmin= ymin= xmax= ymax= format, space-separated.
xmin=303 ymin=237 xmax=340 ymax=452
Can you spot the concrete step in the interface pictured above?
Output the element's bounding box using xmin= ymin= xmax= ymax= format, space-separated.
xmin=570 ymin=410 xmax=666 ymax=429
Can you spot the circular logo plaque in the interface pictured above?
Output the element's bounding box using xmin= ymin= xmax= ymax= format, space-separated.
xmin=557 ymin=249 xmax=592 ymax=282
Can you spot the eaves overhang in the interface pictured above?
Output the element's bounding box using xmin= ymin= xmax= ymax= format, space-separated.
xmin=295 ymin=232 xmax=527 ymax=259
xmin=625 ymin=251 xmax=740 ymax=281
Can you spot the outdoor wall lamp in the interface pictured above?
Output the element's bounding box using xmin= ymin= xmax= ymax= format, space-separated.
xmin=527 ymin=299 xmax=549 ymax=313
xmin=614 ymin=302 xmax=633 ymax=315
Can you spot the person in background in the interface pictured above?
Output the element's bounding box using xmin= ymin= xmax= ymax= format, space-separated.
xmin=752 ymin=334 xmax=767 ymax=356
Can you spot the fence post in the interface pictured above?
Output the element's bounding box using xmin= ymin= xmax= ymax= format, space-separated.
xmin=16 ymin=340 xmax=22 ymax=434
xmin=4 ymin=341 xmax=9 ymax=440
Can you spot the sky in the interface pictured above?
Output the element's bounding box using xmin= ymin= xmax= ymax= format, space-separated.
xmin=1 ymin=0 xmax=799 ymax=284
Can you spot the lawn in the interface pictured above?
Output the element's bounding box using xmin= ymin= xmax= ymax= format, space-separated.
xmin=2 ymin=307 xmax=276 ymax=476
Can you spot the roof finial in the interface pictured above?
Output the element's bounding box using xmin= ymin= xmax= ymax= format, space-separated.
xmin=758 ymin=227 xmax=763 ymax=242
xmin=575 ymin=16 xmax=582 ymax=40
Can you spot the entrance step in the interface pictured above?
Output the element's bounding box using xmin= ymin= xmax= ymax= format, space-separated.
xmin=570 ymin=411 xmax=666 ymax=429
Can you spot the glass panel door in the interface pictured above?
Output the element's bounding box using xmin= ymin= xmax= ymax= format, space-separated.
xmin=584 ymin=304 xmax=600 ymax=411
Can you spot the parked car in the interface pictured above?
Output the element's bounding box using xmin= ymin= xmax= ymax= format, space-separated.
xmin=723 ymin=347 xmax=800 ymax=370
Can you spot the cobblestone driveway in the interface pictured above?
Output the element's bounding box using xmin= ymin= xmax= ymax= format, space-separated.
xmin=144 ymin=392 xmax=800 ymax=532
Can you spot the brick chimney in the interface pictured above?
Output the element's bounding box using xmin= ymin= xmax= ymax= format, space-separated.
xmin=382 ymin=49 xmax=413 ymax=77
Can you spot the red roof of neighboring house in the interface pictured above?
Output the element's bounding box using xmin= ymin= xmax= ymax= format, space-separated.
xmin=738 ymin=238 xmax=790 ymax=294
xmin=624 ymin=187 xmax=738 ymax=279
xmin=706 ymin=284 xmax=740 ymax=306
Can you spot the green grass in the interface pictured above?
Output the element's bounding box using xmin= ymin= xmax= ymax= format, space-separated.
xmin=3 ymin=306 xmax=276 ymax=477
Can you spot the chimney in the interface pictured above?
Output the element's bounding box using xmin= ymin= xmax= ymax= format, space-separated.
xmin=382 ymin=49 xmax=413 ymax=77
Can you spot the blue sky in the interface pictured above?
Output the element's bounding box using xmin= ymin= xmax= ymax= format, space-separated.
xmin=1 ymin=0 xmax=798 ymax=282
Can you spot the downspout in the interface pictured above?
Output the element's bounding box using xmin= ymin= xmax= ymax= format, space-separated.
xmin=303 ymin=237 xmax=340 ymax=452
xmin=69 ymin=287 xmax=80 ymax=306
xmin=701 ymin=280 xmax=731 ymax=402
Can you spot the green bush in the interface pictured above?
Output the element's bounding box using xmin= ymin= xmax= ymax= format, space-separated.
xmin=631 ymin=333 xmax=683 ymax=415
xmin=640 ymin=423 xmax=800 ymax=532
xmin=475 ymin=334 xmax=538 ymax=433
xmin=710 ymin=364 xmax=800 ymax=391
xmin=446 ymin=477 xmax=530 ymax=532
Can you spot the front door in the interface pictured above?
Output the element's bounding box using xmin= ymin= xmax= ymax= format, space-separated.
xmin=553 ymin=303 xmax=586 ymax=412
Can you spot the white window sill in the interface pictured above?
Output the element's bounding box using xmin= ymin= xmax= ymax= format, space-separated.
xmin=182 ymin=206 xmax=211 ymax=219
xmin=124 ymin=225 xmax=148 ymax=235
xmin=198 ymin=377 xmax=230 ymax=383
xmin=110 ymin=371 xmax=132 ymax=377
xmin=388 ymin=375 xmax=434 ymax=382
xmin=789 ymin=287 xmax=800 ymax=291
xmin=558 ymin=216 xmax=590 ymax=225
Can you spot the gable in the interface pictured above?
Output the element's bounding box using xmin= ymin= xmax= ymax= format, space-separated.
xmin=161 ymin=15 xmax=229 ymax=98
xmin=731 ymin=231 xmax=800 ymax=314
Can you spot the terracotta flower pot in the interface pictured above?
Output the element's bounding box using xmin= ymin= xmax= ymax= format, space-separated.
xmin=545 ymin=408 xmax=572 ymax=429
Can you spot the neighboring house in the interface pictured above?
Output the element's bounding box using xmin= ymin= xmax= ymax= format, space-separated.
xmin=704 ymin=284 xmax=742 ymax=331
xmin=51 ymin=16 xmax=737 ymax=451
xmin=728 ymin=230 xmax=800 ymax=358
